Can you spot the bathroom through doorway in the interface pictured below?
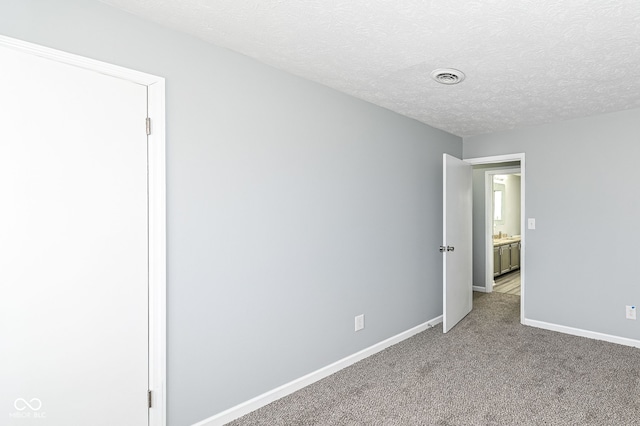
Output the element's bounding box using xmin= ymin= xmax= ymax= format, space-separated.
xmin=489 ymin=170 xmax=521 ymax=296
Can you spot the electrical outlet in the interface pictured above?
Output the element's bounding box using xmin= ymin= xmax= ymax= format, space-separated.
xmin=626 ymin=305 xmax=636 ymax=320
xmin=355 ymin=314 xmax=365 ymax=331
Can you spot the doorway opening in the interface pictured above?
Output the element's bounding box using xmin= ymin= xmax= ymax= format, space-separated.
xmin=465 ymin=154 xmax=525 ymax=323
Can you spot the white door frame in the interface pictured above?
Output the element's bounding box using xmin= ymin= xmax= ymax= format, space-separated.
xmin=0 ymin=35 xmax=167 ymax=426
xmin=483 ymin=167 xmax=521 ymax=293
xmin=465 ymin=153 xmax=525 ymax=324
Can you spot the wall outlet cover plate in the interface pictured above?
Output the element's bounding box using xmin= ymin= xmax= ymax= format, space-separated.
xmin=626 ymin=305 xmax=636 ymax=320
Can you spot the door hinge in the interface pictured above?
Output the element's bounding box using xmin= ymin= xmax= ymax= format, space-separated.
xmin=146 ymin=117 xmax=151 ymax=136
xmin=148 ymin=390 xmax=152 ymax=408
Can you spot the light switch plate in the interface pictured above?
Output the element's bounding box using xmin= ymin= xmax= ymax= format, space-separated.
xmin=528 ymin=218 xmax=536 ymax=229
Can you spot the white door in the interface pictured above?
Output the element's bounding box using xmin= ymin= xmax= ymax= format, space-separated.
xmin=0 ymin=45 xmax=149 ymax=425
xmin=442 ymin=154 xmax=473 ymax=333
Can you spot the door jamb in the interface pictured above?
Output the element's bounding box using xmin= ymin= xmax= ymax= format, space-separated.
xmin=483 ymin=168 xmax=520 ymax=293
xmin=464 ymin=154 xmax=526 ymax=324
xmin=0 ymin=35 xmax=167 ymax=426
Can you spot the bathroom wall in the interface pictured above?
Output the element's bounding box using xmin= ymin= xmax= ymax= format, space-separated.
xmin=493 ymin=174 xmax=521 ymax=237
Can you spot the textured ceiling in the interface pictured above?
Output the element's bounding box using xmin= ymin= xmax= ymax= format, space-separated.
xmin=101 ymin=0 xmax=640 ymax=137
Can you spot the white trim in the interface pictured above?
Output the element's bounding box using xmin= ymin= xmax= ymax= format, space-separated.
xmin=442 ymin=154 xmax=449 ymax=332
xmin=465 ymin=153 xmax=521 ymax=165
xmin=147 ymin=79 xmax=167 ymax=426
xmin=465 ymin=153 xmax=526 ymax=324
xmin=485 ymin=171 xmax=493 ymax=293
xmin=473 ymin=285 xmax=489 ymax=293
xmin=523 ymin=319 xmax=640 ymax=349
xmin=0 ymin=35 xmax=161 ymax=86
xmin=0 ymin=35 xmax=167 ymax=426
xmin=193 ymin=315 xmax=444 ymax=426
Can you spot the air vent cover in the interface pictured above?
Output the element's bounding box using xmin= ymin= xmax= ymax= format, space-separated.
xmin=431 ymin=68 xmax=466 ymax=85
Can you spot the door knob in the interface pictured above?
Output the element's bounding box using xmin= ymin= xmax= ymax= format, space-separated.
xmin=447 ymin=246 xmax=455 ymax=252
xmin=439 ymin=246 xmax=455 ymax=252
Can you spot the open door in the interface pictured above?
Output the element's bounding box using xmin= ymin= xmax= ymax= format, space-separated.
xmin=442 ymin=154 xmax=473 ymax=332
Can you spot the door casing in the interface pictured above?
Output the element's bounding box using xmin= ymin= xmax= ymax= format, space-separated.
xmin=0 ymin=35 xmax=167 ymax=426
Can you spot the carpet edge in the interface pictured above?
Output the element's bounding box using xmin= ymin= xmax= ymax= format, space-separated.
xmin=192 ymin=315 xmax=443 ymax=426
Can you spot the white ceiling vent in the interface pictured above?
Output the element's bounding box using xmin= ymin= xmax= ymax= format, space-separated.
xmin=431 ymin=68 xmax=466 ymax=85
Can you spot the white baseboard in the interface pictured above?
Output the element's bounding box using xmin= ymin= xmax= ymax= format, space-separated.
xmin=523 ymin=318 xmax=640 ymax=349
xmin=472 ymin=285 xmax=488 ymax=293
xmin=192 ymin=315 xmax=443 ymax=426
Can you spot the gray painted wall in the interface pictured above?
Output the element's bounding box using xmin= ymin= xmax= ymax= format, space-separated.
xmin=1 ymin=1 xmax=462 ymax=424
xmin=465 ymin=109 xmax=640 ymax=341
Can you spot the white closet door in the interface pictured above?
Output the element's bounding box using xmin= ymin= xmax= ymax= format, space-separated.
xmin=0 ymin=45 xmax=149 ymax=425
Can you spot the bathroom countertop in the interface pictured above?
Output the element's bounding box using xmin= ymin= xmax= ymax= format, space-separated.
xmin=493 ymin=236 xmax=521 ymax=246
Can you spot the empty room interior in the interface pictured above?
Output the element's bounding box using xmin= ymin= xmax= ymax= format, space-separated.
xmin=2 ymin=1 xmax=640 ymax=425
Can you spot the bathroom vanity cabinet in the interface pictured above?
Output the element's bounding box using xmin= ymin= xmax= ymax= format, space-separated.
xmin=493 ymin=238 xmax=520 ymax=277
